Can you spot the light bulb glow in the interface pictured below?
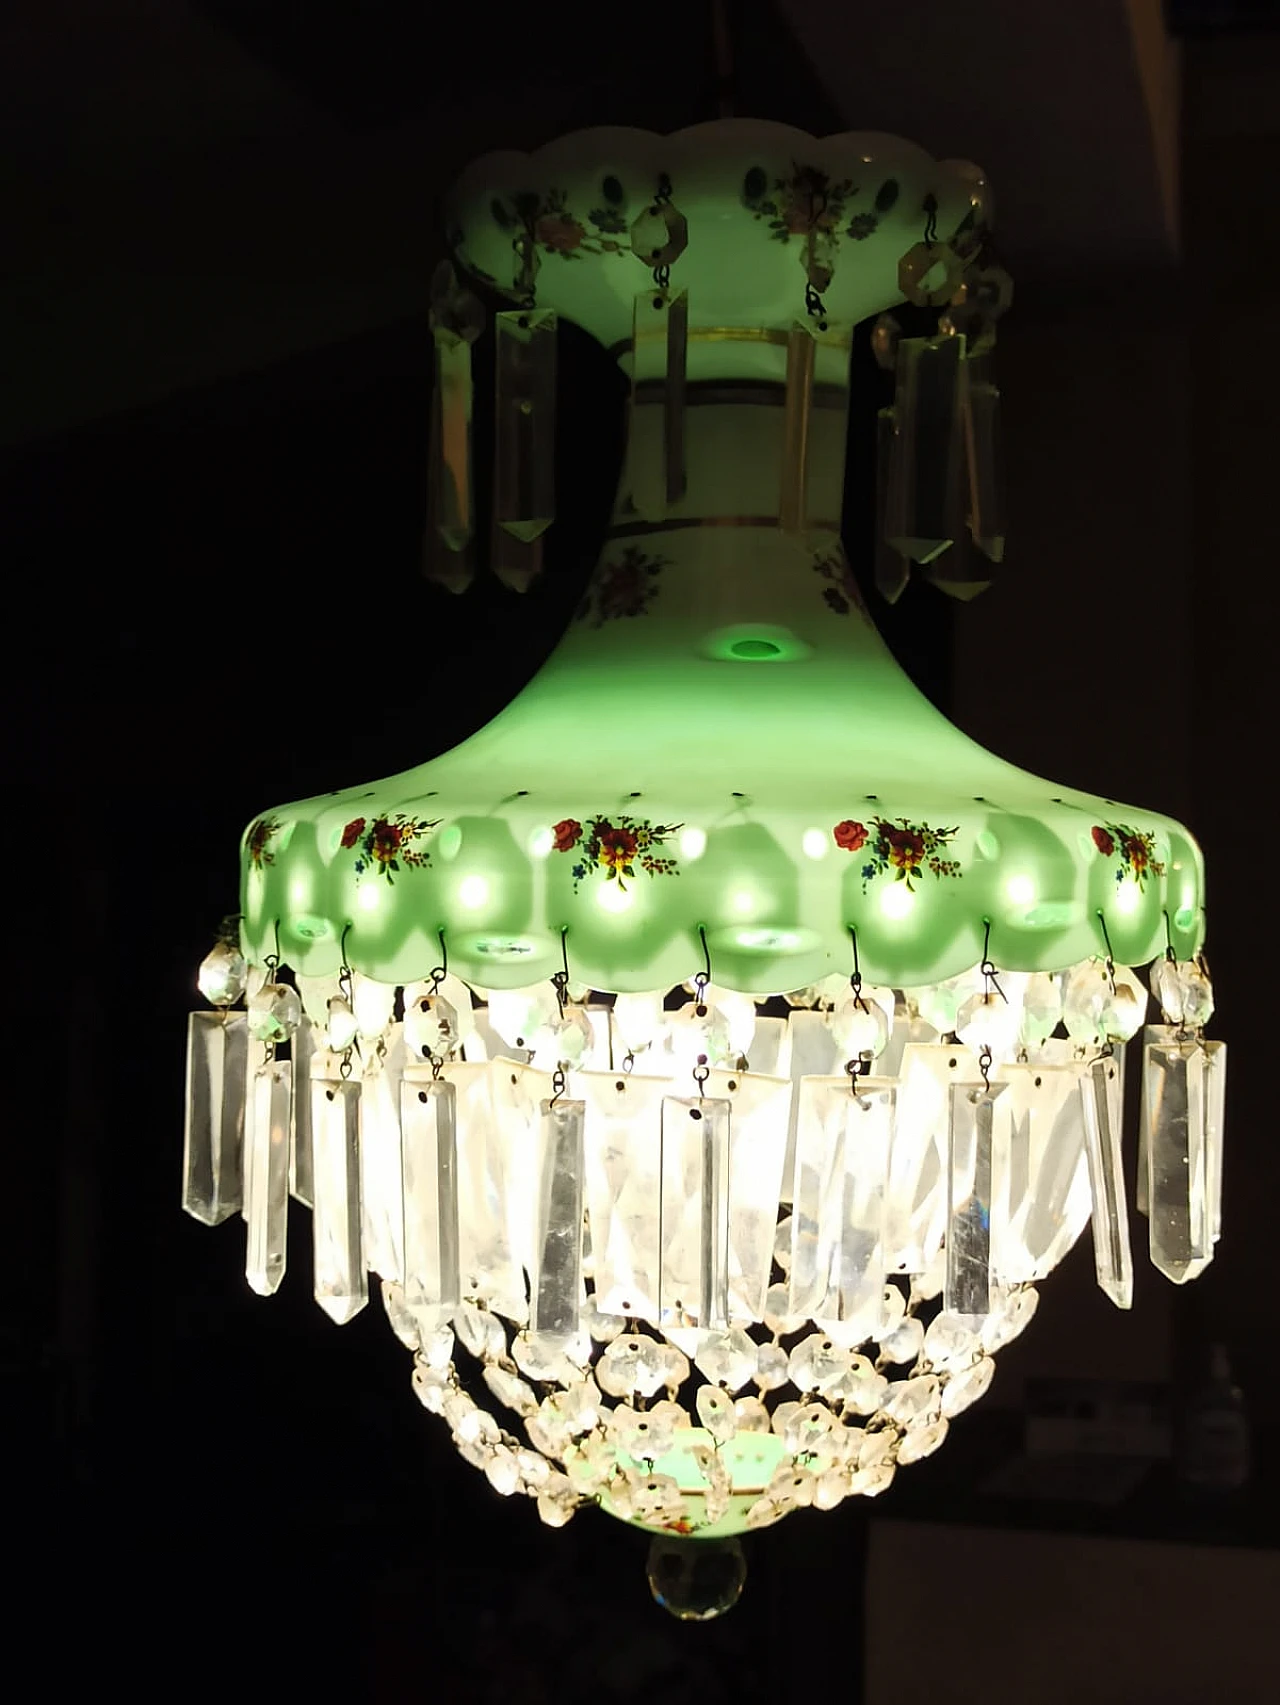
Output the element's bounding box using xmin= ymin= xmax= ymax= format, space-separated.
xmin=597 ymin=881 xmax=633 ymax=913
xmin=802 ymin=829 xmax=829 ymax=861
xmin=1114 ymin=879 xmax=1141 ymax=916
xmin=528 ymin=826 xmax=554 ymax=858
xmin=880 ymin=884 xmax=914 ymax=920
xmin=357 ymin=883 xmax=380 ymax=912
xmin=459 ymin=875 xmax=490 ymax=909
xmin=730 ymin=889 xmax=757 ymax=918
xmin=289 ymin=877 xmax=311 ymax=908
xmin=1006 ymin=875 xmax=1035 ymax=906
xmin=679 ymin=828 xmax=707 ymax=861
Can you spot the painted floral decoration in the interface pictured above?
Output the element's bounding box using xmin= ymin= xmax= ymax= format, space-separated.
xmin=341 ymin=814 xmax=440 ymax=883
xmin=577 ymin=546 xmax=668 ymax=628
xmin=1092 ymin=822 xmax=1166 ymax=890
xmin=491 ymin=189 xmax=628 ymax=259
xmin=553 ymin=815 xmax=682 ymax=891
xmin=814 ymin=545 xmax=868 ymax=616
xmin=246 ymin=818 xmax=282 ymax=868
xmin=834 ymin=816 xmax=962 ymax=891
xmin=743 ymin=163 xmax=856 ymax=241
xmin=846 ymin=212 xmax=879 ymax=241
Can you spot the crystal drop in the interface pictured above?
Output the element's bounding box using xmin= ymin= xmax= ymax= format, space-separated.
xmin=654 ymin=1340 xmax=690 ymax=1391
xmin=488 ymin=985 xmax=560 ymax=1051
xmin=788 ymin=1333 xmax=854 ymax=1396
xmin=923 ymin=1312 xmax=980 ymax=1371
xmin=527 ymin=1005 xmax=594 ymax=1069
xmin=693 ymin=1327 xmax=757 ymax=1393
xmin=898 ymin=1417 xmax=949 ymax=1462
xmin=764 ymin=1283 xmax=804 ymax=1336
xmin=815 ymin=1466 xmax=850 ymax=1510
xmin=1063 ymin=960 xmax=1111 ymax=1045
xmin=198 ymin=938 xmax=247 ymax=1007
xmin=665 ymin=1000 xmax=734 ymax=1070
xmin=696 ymin=1384 xmax=738 ymax=1443
xmin=836 ymin=1362 xmax=889 ymax=1416
xmin=755 ymin=1342 xmax=790 ymax=1390
xmin=882 ymin=1374 xmax=942 ymax=1426
xmin=515 ymin=1447 xmax=551 ymax=1490
xmin=783 ymin=1401 xmax=835 ymax=1455
xmin=512 ymin=1331 xmax=580 ymax=1386
xmin=879 ymin=1285 xmax=907 ymax=1333
xmin=420 ymin=1323 xmax=454 ymax=1369
xmin=915 ymin=968 xmax=986 ymax=1036
xmin=827 ymin=995 xmax=889 ymax=1060
xmin=483 ymin=1364 xmax=539 ymax=1417
xmin=455 ymin=1303 xmax=505 ymax=1362
xmin=766 ymin=1464 xmax=815 ymax=1510
xmin=247 ymin=982 xmax=301 ymax=1044
xmin=1100 ymin=966 xmax=1147 ymax=1042
xmin=381 ymin=1279 xmax=420 ymax=1351
xmin=745 ymin=1496 xmax=784 ymax=1530
xmin=980 ymin=1285 xmax=1038 ymax=1351
xmin=455 ymin=1405 xmax=502 ymax=1447
xmin=441 ymin=1387 xmax=475 ymax=1432
xmin=411 ymin=1361 xmax=450 ymax=1413
xmin=484 ymin=1444 xmax=521 ymax=1496
xmin=1020 ymin=972 xmax=1063 ymax=1049
xmin=536 ymin=1477 xmax=580 ymax=1527
xmin=326 ymin=996 xmax=358 ymax=1053
xmin=1179 ymin=963 xmax=1214 ymax=1028
xmin=734 ymin=1395 xmax=771 ymax=1432
xmin=550 ymin=1379 xmax=602 ymax=1437
xmin=942 ymin=1354 xmax=996 ymax=1416
xmin=646 ymin=1534 xmax=746 ymax=1622
xmin=525 ymin=1405 xmax=572 ymax=1459
xmin=404 ymin=993 xmax=460 ymax=1060
xmin=612 ymin=991 xmax=667 ymax=1054
xmin=956 ymin=990 xmax=1022 ymax=1058
xmin=585 ymin=1298 xmax=626 ymax=1342
xmin=879 ymin=1316 xmax=925 ymax=1364
xmin=567 ymin=1432 xmax=617 ymax=1492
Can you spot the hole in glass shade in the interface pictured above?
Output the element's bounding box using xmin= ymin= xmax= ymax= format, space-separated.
xmin=292 ymin=915 xmax=332 ymax=941
xmin=472 ymin=937 xmax=535 ymax=958
xmin=1174 ymin=905 xmax=1196 ymax=931
xmin=730 ymin=638 xmax=782 ymax=659
xmin=702 ymin=624 xmax=810 ymax=662
xmin=975 ymin=830 xmax=1000 ymax=860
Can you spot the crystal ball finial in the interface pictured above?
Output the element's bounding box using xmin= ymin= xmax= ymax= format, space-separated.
xmin=645 ymin=1536 xmax=746 ymax=1621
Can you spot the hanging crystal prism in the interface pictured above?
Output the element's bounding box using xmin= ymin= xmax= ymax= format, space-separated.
xmin=1000 ymin=1055 xmax=1091 ymax=1281
xmin=245 ymin=1051 xmax=291 ymax=1296
xmin=289 ymin=1016 xmax=316 ymax=1208
xmin=790 ymin=1078 xmax=894 ymax=1348
xmin=963 ymin=348 xmax=1005 ymax=563
xmin=427 ymin=262 xmax=484 ymax=549
xmin=530 ymin=1097 xmax=586 ymax=1348
xmin=1204 ymin=1040 xmax=1226 ymax=1246
xmin=946 ymin=1080 xmax=1006 ymax=1324
xmin=400 ymin=1070 xmax=460 ymax=1333
xmin=627 ymin=286 xmax=688 ymax=519
xmin=310 ymin=1071 xmax=366 ymax=1324
xmin=360 ymin=1029 xmax=407 ymax=1283
xmin=884 ymin=333 xmax=966 ymax=564
xmin=453 ymin=1059 xmax=528 ymax=1320
xmin=1144 ymin=1037 xmax=1223 ymax=1282
xmin=1079 ymin=1053 xmax=1132 ymax=1309
xmin=659 ymin=1096 xmax=732 ymax=1333
xmin=183 ymin=1012 xmax=247 ymax=1225
xmin=707 ymin=1068 xmax=791 ymax=1323
xmin=884 ymin=1043 xmax=955 ymax=1274
xmin=580 ymin=1070 xmax=667 ymax=1322
xmin=875 ymin=406 xmax=911 ymax=602
xmin=493 ymin=307 xmax=556 ymax=560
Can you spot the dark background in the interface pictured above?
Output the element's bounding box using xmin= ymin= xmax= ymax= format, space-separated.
xmin=6 ymin=2 xmax=1278 ymax=1698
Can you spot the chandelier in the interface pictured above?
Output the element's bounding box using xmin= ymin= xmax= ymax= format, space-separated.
xmin=183 ymin=121 xmax=1225 ymax=1619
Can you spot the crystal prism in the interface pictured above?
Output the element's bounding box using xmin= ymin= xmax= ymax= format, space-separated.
xmin=628 ymin=286 xmax=688 ymax=518
xmin=494 ymin=308 xmax=557 ymax=543
xmin=580 ymin=1070 xmax=666 ymax=1321
xmin=360 ymin=1029 xmax=407 ymax=1283
xmin=289 ymin=1017 xmax=317 ymax=1207
xmin=884 ymin=1044 xmax=955 ymax=1274
xmin=1144 ymin=1038 xmax=1217 ymax=1282
xmin=946 ymin=1080 xmax=1006 ymax=1324
xmin=182 ymin=1012 xmax=246 ymax=1225
xmin=245 ymin=1054 xmax=291 ymax=1295
xmin=659 ymin=1095 xmax=732 ymax=1332
xmin=400 ymin=1072 xmax=461 ymax=1333
xmin=1080 ymin=1054 xmax=1133 ymax=1308
xmin=884 ymin=333 xmax=965 ymax=563
xmin=310 ymin=1074 xmax=367 ymax=1323
xmin=453 ymin=1060 xmax=528 ymax=1320
xmin=530 ymin=1098 xmax=586 ymax=1345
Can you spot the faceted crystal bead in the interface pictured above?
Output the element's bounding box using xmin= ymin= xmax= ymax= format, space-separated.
xmin=942 ymin=1354 xmax=996 ymax=1417
xmin=488 ymin=984 xmax=560 ymax=1051
xmin=420 ymin=1323 xmax=454 ymax=1370
xmin=815 ymin=1467 xmax=850 ymax=1510
xmin=879 ymin=1285 xmax=907 ymax=1334
xmin=755 ymin=1342 xmax=790 ymax=1390
xmin=763 ymin=1284 xmax=805 ymax=1337
xmin=404 ymin=993 xmax=460 ymax=1061
xmin=526 ymin=1403 xmax=572 ymax=1459
xmin=897 ymin=1417 xmax=948 ymax=1462
xmin=527 ymin=1005 xmax=594 ymax=1070
xmin=536 ymin=1475 xmax=580 ymax=1526
xmin=915 ymin=968 xmax=986 ymax=1036
xmin=881 ymin=1374 xmax=942 ymax=1426
xmin=980 ymin=1285 xmax=1038 ymax=1351
xmin=665 ymin=1000 xmax=734 ymax=1071
xmin=455 ymin=1303 xmax=506 ymax=1362
xmin=653 ymin=1340 xmax=691 ymax=1391
xmin=693 ymin=1327 xmax=757 ymax=1392
xmin=599 ymin=1334 xmax=667 ymax=1399
xmin=848 ymin=1460 xmax=896 ymax=1498
xmin=381 ymin=1279 xmax=420 ymax=1350
xmin=512 ymin=1331 xmax=585 ymax=1386
xmin=1020 ymin=972 xmax=1063 ymax=1050
xmin=550 ymin=1379 xmax=602 ymax=1437
xmin=734 ymin=1395 xmax=771 ymax=1432
xmin=609 ymin=1401 xmax=684 ymax=1461
xmin=198 ymin=938 xmax=247 ymax=1007
xmin=826 ymin=995 xmax=889 ymax=1060
xmin=879 ymin=1316 xmax=925 ymax=1364
xmin=247 ymin=982 xmax=301 ymax=1044
xmin=326 ymin=996 xmax=358 ymax=1054
xmin=923 ymin=1313 xmax=980 ymax=1371
xmin=441 ymin=1387 xmax=476 ymax=1433
xmin=783 ymin=1402 xmax=835 ymax=1455
xmin=411 ymin=1362 xmax=450 ymax=1413
xmin=745 ymin=1497 xmax=784 ymax=1530
xmin=611 ymin=991 xmax=667 ymax=1057
xmin=788 ymin=1334 xmax=854 ymax=1396
xmin=585 ymin=1298 xmax=626 ymax=1342
xmin=483 ymin=1364 xmax=539 ymax=1417
xmin=1100 ymin=967 xmax=1147 ymax=1042
xmin=515 ymin=1447 xmax=552 ymax=1490
xmin=484 ymin=1445 xmax=522 ymax=1496
xmin=766 ymin=1464 xmax=815 ymax=1511
xmin=696 ymin=1384 xmax=738 ymax=1444
xmin=691 ymin=1445 xmax=733 ymax=1521
xmin=567 ymin=1432 xmax=617 ymax=1492
xmin=836 ymin=1362 xmax=889 ymax=1416
xmin=454 ymin=1405 xmax=502 ymax=1448
xmin=956 ymin=989 xmax=1022 ymax=1059
xmin=352 ymin=974 xmax=395 ymax=1042
xmin=707 ymin=985 xmax=757 ymax=1059
xmin=1150 ymin=958 xmax=1213 ymax=1028
xmin=628 ymin=1471 xmax=685 ymax=1520
xmin=1062 ymin=961 xmax=1112 ymax=1046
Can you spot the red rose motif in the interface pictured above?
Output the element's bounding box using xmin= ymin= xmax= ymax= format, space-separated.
xmin=1091 ymin=826 xmax=1115 ymax=857
xmin=834 ymin=820 xmax=868 ymax=852
xmin=535 ymin=214 xmax=585 ymax=253
xmin=885 ymin=828 xmax=925 ymax=870
xmin=340 ymin=817 xmax=366 ymax=849
xmin=552 ymin=818 xmax=582 ymax=853
xmin=369 ymin=818 xmax=403 ymax=864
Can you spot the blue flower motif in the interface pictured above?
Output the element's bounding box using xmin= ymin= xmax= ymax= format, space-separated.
xmin=354 ymin=857 xmax=367 ymax=875
xmin=862 ymin=863 xmax=876 ymax=880
xmin=1115 ymin=867 xmax=1125 ymax=883
xmin=572 ymin=863 xmax=586 ymax=881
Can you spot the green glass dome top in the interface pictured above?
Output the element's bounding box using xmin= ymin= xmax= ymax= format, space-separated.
xmin=238 ymin=125 xmax=1205 ymax=993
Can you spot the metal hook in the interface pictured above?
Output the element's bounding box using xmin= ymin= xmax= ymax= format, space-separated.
xmin=551 ymin=925 xmax=571 ymax=1018
xmin=979 ymin=917 xmax=1006 ymax=1004
xmin=264 ymin=917 xmax=282 ymax=975
xmin=1095 ymin=910 xmax=1117 ymax=993
xmin=847 ymin=925 xmax=867 ymax=1010
xmin=1162 ymin=909 xmax=1177 ymax=963
xmin=978 ymin=1044 xmax=993 ymax=1090
xmin=695 ymin=925 xmax=712 ymax=1013
xmin=427 ymin=926 xmax=449 ymax=993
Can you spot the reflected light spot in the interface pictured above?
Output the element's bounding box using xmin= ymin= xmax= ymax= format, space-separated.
xmin=357 ymin=884 xmax=380 ymax=913
xmin=437 ymin=825 xmax=463 ymax=862
xmin=880 ymin=885 xmax=914 ymax=920
xmin=598 ymin=881 xmax=633 ymax=913
xmin=680 ymin=828 xmax=707 ymax=861
xmin=528 ymin=826 xmax=554 ymax=859
xmin=730 ymin=889 xmax=757 ymax=918
xmin=1114 ymin=879 xmax=1140 ymax=916
xmin=289 ymin=877 xmax=311 ymax=907
xmin=459 ymin=875 xmax=489 ymax=909
xmin=1006 ymin=875 xmax=1035 ymax=906
xmin=802 ymin=829 xmax=828 ymax=861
